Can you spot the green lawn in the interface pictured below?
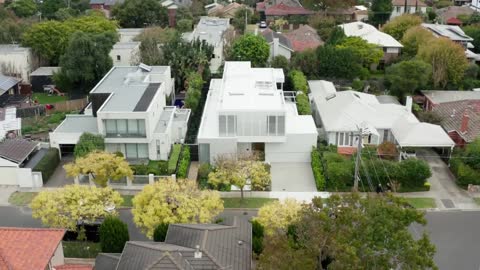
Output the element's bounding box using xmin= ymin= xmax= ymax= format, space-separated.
xmin=121 ymin=195 xmax=134 ymax=207
xmin=473 ymin=197 xmax=480 ymax=205
xmin=403 ymin=197 xmax=436 ymax=209
xmin=168 ymin=144 xmax=182 ymax=173
xmin=222 ymin=198 xmax=277 ymax=208
xmin=8 ymin=192 xmax=38 ymax=206
xmin=32 ymin=93 xmax=67 ymax=104
xmin=63 ymin=241 xmax=101 ymax=258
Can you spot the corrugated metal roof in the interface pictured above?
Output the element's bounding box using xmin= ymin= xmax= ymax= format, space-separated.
xmin=0 ymin=139 xmax=38 ymax=164
xmin=0 ymin=74 xmax=20 ymax=92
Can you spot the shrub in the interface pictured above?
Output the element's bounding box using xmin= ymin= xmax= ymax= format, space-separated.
xmin=397 ymin=159 xmax=431 ymax=188
xmin=311 ymin=148 xmax=325 ymax=190
xmin=168 ymin=144 xmax=182 ymax=174
xmin=288 ymin=70 xmax=308 ymax=94
xmin=176 ymin=146 xmax=190 ymax=178
xmin=146 ymin=160 xmax=168 ymax=175
xmin=251 ymin=220 xmax=264 ymax=255
xmin=99 ymin=216 xmax=129 ymax=253
xmin=153 ymin=223 xmax=169 ymax=242
xmin=46 ymin=112 xmax=66 ymax=124
xmin=323 ymin=152 xmax=354 ymax=190
xmin=74 ymin=132 xmax=105 ymax=158
xmin=454 ymin=161 xmax=480 ymax=186
xmin=377 ymin=141 xmax=398 ymax=161
xmin=176 ymin=19 xmax=192 ymax=33
xmin=296 ymin=93 xmax=311 ymax=115
xmin=130 ymin=164 xmax=148 ymax=175
xmin=33 ymin=148 xmax=60 ymax=183
xmin=351 ymin=78 xmax=364 ymax=91
xmin=198 ymin=163 xmax=213 ymax=189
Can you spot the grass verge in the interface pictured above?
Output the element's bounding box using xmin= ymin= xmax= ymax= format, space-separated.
xmin=63 ymin=241 xmax=101 ymax=258
xmin=403 ymin=197 xmax=436 ymax=209
xmin=8 ymin=192 xmax=38 ymax=206
xmin=168 ymin=144 xmax=182 ymax=173
xmin=473 ymin=197 xmax=480 ymax=205
xmin=222 ymin=198 xmax=277 ymax=209
xmin=32 ymin=93 xmax=67 ymax=104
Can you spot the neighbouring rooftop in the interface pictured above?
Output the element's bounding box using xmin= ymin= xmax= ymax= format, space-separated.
xmin=183 ymin=17 xmax=230 ymax=47
xmin=422 ymin=90 xmax=480 ymax=104
xmin=30 ymin=67 xmax=60 ymax=77
xmin=0 ymin=139 xmax=38 ymax=164
xmin=112 ymin=41 xmax=141 ymax=50
xmin=433 ymin=99 xmax=480 ymax=143
xmin=339 ymin=22 xmax=403 ymax=48
xmin=421 ymin=23 xmax=473 ymax=42
xmin=0 ymin=74 xmax=20 ymax=93
xmin=90 ymin=65 xmax=170 ymax=112
xmin=53 ymin=115 xmax=99 ymax=134
xmin=0 ymin=44 xmax=30 ymax=53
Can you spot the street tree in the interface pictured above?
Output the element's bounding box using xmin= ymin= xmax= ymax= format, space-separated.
xmin=385 ymin=59 xmax=432 ymax=98
xmin=463 ymin=25 xmax=480 ymax=53
xmin=258 ymin=194 xmax=438 ymax=270
xmin=381 ymin=14 xmax=423 ymax=41
xmin=228 ymin=34 xmax=269 ymax=67
xmin=131 ymin=179 xmax=224 ymax=239
xmin=418 ymin=37 xmax=469 ymax=88
xmin=254 ymin=199 xmax=303 ymax=236
xmin=64 ymin=151 xmax=133 ymax=187
xmin=369 ymin=0 xmax=393 ymax=27
xmin=401 ymin=26 xmax=436 ymax=58
xmin=74 ymin=132 xmax=105 ymax=158
xmin=100 ymin=216 xmax=129 ymax=253
xmin=7 ymin=0 xmax=37 ymax=17
xmin=31 ymin=185 xmax=123 ymax=231
xmin=208 ymin=154 xmax=271 ymax=200
xmin=111 ymin=0 xmax=168 ymax=28
xmin=54 ymin=31 xmax=116 ymax=94
xmin=336 ymin=36 xmax=384 ymax=67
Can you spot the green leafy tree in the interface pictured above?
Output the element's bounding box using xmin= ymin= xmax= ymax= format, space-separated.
xmin=232 ymin=7 xmax=255 ymax=33
xmin=100 ymin=216 xmax=129 ymax=253
xmin=336 ymin=36 xmax=384 ymax=67
xmin=111 ymin=0 xmax=168 ymax=28
xmin=381 ymin=14 xmax=423 ymax=41
xmin=369 ymin=0 xmax=393 ymax=27
xmin=308 ymin=15 xmax=336 ymax=41
xmin=8 ymin=0 xmax=37 ymax=17
xmin=176 ymin=19 xmax=192 ymax=33
xmin=301 ymin=0 xmax=355 ymax=12
xmin=184 ymin=72 xmax=203 ymax=112
xmin=40 ymin=0 xmax=66 ymax=19
xmin=53 ymin=7 xmax=78 ymax=21
xmin=0 ymin=6 xmax=32 ymax=44
xmin=385 ymin=60 xmax=432 ymax=98
xmin=74 ymin=132 xmax=105 ymax=158
xmin=270 ymin=55 xmax=289 ymax=72
xmin=401 ymin=26 xmax=436 ymax=58
xmin=228 ymin=34 xmax=269 ymax=67
xmin=153 ymin=223 xmax=169 ymax=242
xmin=418 ymin=37 xmax=469 ymax=88
xmin=258 ymin=194 xmax=437 ymax=270
xmin=316 ymin=46 xmax=363 ymax=79
xmin=463 ymin=137 xmax=480 ymax=170
xmin=54 ymin=31 xmax=116 ymax=94
xmin=290 ymin=49 xmax=318 ymax=78
xmin=397 ymin=159 xmax=432 ymax=188
xmin=463 ymin=25 xmax=480 ymax=53
xmin=326 ymin=26 xmax=346 ymax=45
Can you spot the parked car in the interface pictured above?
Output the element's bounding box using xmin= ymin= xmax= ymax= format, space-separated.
xmin=259 ymin=21 xmax=267 ymax=28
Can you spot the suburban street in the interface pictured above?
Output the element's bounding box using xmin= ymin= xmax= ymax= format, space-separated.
xmin=0 ymin=205 xmax=478 ymax=270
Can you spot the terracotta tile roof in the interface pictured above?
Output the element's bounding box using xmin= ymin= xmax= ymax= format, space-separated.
xmin=392 ymin=0 xmax=427 ymax=7
xmin=432 ymin=100 xmax=480 ymax=143
xmin=338 ymin=146 xmax=357 ymax=155
xmin=284 ymin=25 xmax=324 ymax=51
xmin=55 ymin=264 xmax=93 ymax=270
xmin=447 ymin=17 xmax=463 ymax=25
xmin=0 ymin=227 xmax=65 ymax=270
xmin=265 ymin=3 xmax=314 ymax=16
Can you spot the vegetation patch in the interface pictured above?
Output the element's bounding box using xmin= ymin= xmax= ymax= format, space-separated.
xmin=402 ymin=197 xmax=436 ymax=209
xmin=8 ymin=192 xmax=38 ymax=206
xmin=63 ymin=241 xmax=101 ymax=258
xmin=222 ymin=198 xmax=277 ymax=209
xmin=32 ymin=93 xmax=67 ymax=104
xmin=167 ymin=144 xmax=182 ymax=174
xmin=33 ymin=148 xmax=60 ymax=183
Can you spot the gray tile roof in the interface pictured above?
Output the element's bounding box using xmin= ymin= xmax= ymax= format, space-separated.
xmin=0 ymin=74 xmax=20 ymax=93
xmin=0 ymin=139 xmax=38 ymax=164
xmin=422 ymin=90 xmax=480 ymax=105
xmin=261 ymin=29 xmax=293 ymax=51
xmin=98 ymin=217 xmax=252 ymax=270
xmin=432 ymin=99 xmax=480 ymax=143
xmin=95 ymin=253 xmax=121 ymax=270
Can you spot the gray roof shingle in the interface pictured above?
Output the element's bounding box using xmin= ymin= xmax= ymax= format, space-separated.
xmin=261 ymin=29 xmax=293 ymax=51
xmin=94 ymin=253 xmax=121 ymax=270
xmin=432 ymin=99 xmax=480 ymax=143
xmin=0 ymin=139 xmax=38 ymax=164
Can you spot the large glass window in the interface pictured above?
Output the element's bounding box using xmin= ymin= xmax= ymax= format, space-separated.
xmin=105 ymin=120 xmax=116 ymax=134
xmin=268 ymin=116 xmax=276 ymax=135
xmin=277 ymin=116 xmax=285 ymax=135
xmin=219 ymin=115 xmax=227 ymax=136
xmin=104 ymin=119 xmax=146 ymax=137
xmin=128 ymin=119 xmax=138 ymax=134
xmin=137 ymin=144 xmax=148 ymax=158
xmin=126 ymin=144 xmax=137 ymax=158
xmin=117 ymin=120 xmax=127 ymax=134
xmin=219 ymin=115 xmax=236 ymax=137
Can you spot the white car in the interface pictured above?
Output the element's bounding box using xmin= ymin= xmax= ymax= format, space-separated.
xmin=259 ymin=21 xmax=267 ymax=28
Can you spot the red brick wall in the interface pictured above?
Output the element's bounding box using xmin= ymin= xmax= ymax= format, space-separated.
xmin=448 ymin=131 xmax=467 ymax=148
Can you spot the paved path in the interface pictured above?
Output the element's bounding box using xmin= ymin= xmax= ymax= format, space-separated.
xmin=270 ymin=162 xmax=317 ymax=192
xmin=44 ymin=156 xmax=74 ymax=187
xmin=188 ymin=161 xmax=199 ymax=180
xmin=0 ymin=186 xmax=17 ymax=206
xmin=402 ymin=149 xmax=478 ymax=210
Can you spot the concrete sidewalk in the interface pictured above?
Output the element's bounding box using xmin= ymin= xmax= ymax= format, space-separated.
xmin=0 ymin=186 xmax=17 ymax=206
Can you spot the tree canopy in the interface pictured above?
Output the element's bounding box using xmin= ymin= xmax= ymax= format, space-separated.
xmin=21 ymin=14 xmax=118 ymax=64
xmin=385 ymin=60 xmax=432 ymax=98
xmin=369 ymin=0 xmax=393 ymax=27
xmin=381 ymin=14 xmax=423 ymax=41
xmin=0 ymin=6 xmax=32 ymax=44
xmin=258 ymin=194 xmax=437 ymax=270
xmin=132 ymin=179 xmax=224 ymax=238
xmin=316 ymin=45 xmax=363 ymax=79
xmin=301 ymin=0 xmax=355 ymax=12
xmin=228 ymin=34 xmax=270 ymax=67
xmin=184 ymin=72 xmax=203 ymax=112
xmin=31 ymin=185 xmax=123 ymax=231
xmin=401 ymin=26 xmax=436 ymax=58
xmin=74 ymin=132 xmax=105 ymax=158
xmin=418 ymin=37 xmax=469 ymax=88
xmin=463 ymin=25 xmax=480 ymax=53
xmin=111 ymin=0 xmax=168 ymax=28
xmin=7 ymin=0 xmax=37 ymax=17
xmin=254 ymin=199 xmax=303 ymax=236
xmin=54 ymin=31 xmax=116 ymax=94
xmin=336 ymin=36 xmax=384 ymax=67
xmin=64 ymin=151 xmax=133 ymax=187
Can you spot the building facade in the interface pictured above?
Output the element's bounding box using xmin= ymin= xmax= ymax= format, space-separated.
xmin=390 ymin=0 xmax=428 ymax=19
xmin=0 ymin=45 xmax=36 ymax=83
xmin=109 ymin=42 xmax=141 ymax=66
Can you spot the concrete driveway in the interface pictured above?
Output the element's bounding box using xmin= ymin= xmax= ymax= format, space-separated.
xmin=44 ymin=156 xmax=74 ymax=187
xmin=270 ymin=162 xmax=317 ymax=192
xmin=407 ymin=149 xmax=478 ymax=210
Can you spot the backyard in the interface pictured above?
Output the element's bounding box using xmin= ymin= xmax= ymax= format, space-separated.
xmin=63 ymin=241 xmax=101 ymax=258
xmin=31 ymin=93 xmax=67 ymax=104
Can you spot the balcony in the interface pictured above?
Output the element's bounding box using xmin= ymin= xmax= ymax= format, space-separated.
xmin=105 ymin=133 xmax=146 ymax=138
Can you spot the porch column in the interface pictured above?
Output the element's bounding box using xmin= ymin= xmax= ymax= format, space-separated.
xmin=127 ymin=176 xmax=133 ymax=187
xmin=149 ymin=174 xmax=154 ymax=184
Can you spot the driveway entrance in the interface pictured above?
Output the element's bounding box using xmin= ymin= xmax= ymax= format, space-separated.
xmin=270 ymin=162 xmax=317 ymax=192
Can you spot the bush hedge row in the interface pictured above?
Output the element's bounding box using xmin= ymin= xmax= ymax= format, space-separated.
xmin=296 ymin=93 xmax=311 ymax=115
xmin=288 ymin=70 xmax=308 ymax=94
xmin=311 ymin=148 xmax=325 ymax=190
xmin=33 ymin=148 xmax=60 ymax=183
xmin=176 ymin=146 xmax=190 ymax=178
xmin=168 ymin=144 xmax=182 ymax=174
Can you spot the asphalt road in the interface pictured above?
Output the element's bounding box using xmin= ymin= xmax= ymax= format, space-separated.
xmin=0 ymin=206 xmax=475 ymax=270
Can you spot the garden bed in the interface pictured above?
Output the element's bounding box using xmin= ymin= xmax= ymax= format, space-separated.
xmin=63 ymin=241 xmax=101 ymax=258
xmin=222 ymin=198 xmax=277 ymax=208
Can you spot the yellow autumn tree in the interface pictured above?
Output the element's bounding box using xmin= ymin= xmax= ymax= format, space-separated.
xmin=64 ymin=151 xmax=133 ymax=187
xmin=381 ymin=14 xmax=423 ymax=41
xmin=132 ymin=179 xmax=224 ymax=239
xmin=208 ymin=154 xmax=271 ymax=200
xmin=255 ymin=199 xmax=303 ymax=236
xmin=31 ymin=185 xmax=123 ymax=231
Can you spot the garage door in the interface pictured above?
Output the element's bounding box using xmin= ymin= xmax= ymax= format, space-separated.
xmin=59 ymin=144 xmax=75 ymax=157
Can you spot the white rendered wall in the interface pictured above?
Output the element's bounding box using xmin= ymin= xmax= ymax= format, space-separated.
xmin=0 ymin=48 xmax=34 ymax=82
xmin=109 ymin=46 xmax=140 ymax=66
xmin=198 ymin=137 xmax=237 ymax=163
xmin=265 ymin=132 xmax=317 ymax=163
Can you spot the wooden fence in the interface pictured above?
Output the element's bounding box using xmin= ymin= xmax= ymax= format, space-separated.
xmin=52 ymin=98 xmax=88 ymax=112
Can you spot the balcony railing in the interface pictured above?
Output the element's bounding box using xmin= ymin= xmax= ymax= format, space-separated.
xmin=105 ymin=133 xmax=146 ymax=138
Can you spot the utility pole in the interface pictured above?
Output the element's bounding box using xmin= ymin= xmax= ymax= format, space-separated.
xmin=353 ymin=128 xmax=363 ymax=192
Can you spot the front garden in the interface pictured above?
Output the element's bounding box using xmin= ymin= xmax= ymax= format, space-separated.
xmin=311 ymin=143 xmax=432 ymax=192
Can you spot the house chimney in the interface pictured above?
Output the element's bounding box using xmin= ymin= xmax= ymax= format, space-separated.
xmin=405 ymin=96 xmax=413 ymax=113
xmin=194 ymin=245 xmax=202 ymax=259
xmin=273 ymin=37 xmax=279 ymax=58
xmin=461 ymin=111 xmax=470 ymax=134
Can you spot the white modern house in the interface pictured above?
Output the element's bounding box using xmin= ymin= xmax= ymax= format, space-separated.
xmin=0 ymin=45 xmax=37 ymax=83
xmin=183 ymin=17 xmax=230 ymax=73
xmin=390 ymin=0 xmax=428 ymax=19
xmin=309 ymin=80 xmax=455 ymax=155
xmin=50 ymin=64 xmax=190 ymax=160
xmin=109 ymin=41 xmax=141 ymax=66
xmin=339 ymin=22 xmax=403 ymax=65
xmin=197 ymin=61 xmax=317 ymax=164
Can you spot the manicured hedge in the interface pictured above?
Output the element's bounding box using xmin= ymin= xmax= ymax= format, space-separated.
xmin=311 ymin=147 xmax=325 ymax=190
xmin=33 ymin=148 xmax=60 ymax=183
xmin=168 ymin=144 xmax=182 ymax=174
xmin=99 ymin=216 xmax=129 ymax=253
xmin=296 ymin=93 xmax=311 ymax=115
xmin=288 ymin=70 xmax=308 ymax=94
xmin=176 ymin=146 xmax=190 ymax=178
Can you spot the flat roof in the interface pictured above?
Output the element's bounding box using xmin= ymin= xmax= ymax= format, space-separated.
xmin=91 ymin=66 xmax=169 ymax=112
xmin=0 ymin=45 xmax=30 ymax=53
xmin=0 ymin=139 xmax=38 ymax=164
xmin=54 ymin=115 xmax=99 ymax=134
xmin=184 ymin=17 xmax=230 ymax=46
xmin=112 ymin=42 xmax=140 ymax=50
xmin=30 ymin=67 xmax=60 ymax=77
